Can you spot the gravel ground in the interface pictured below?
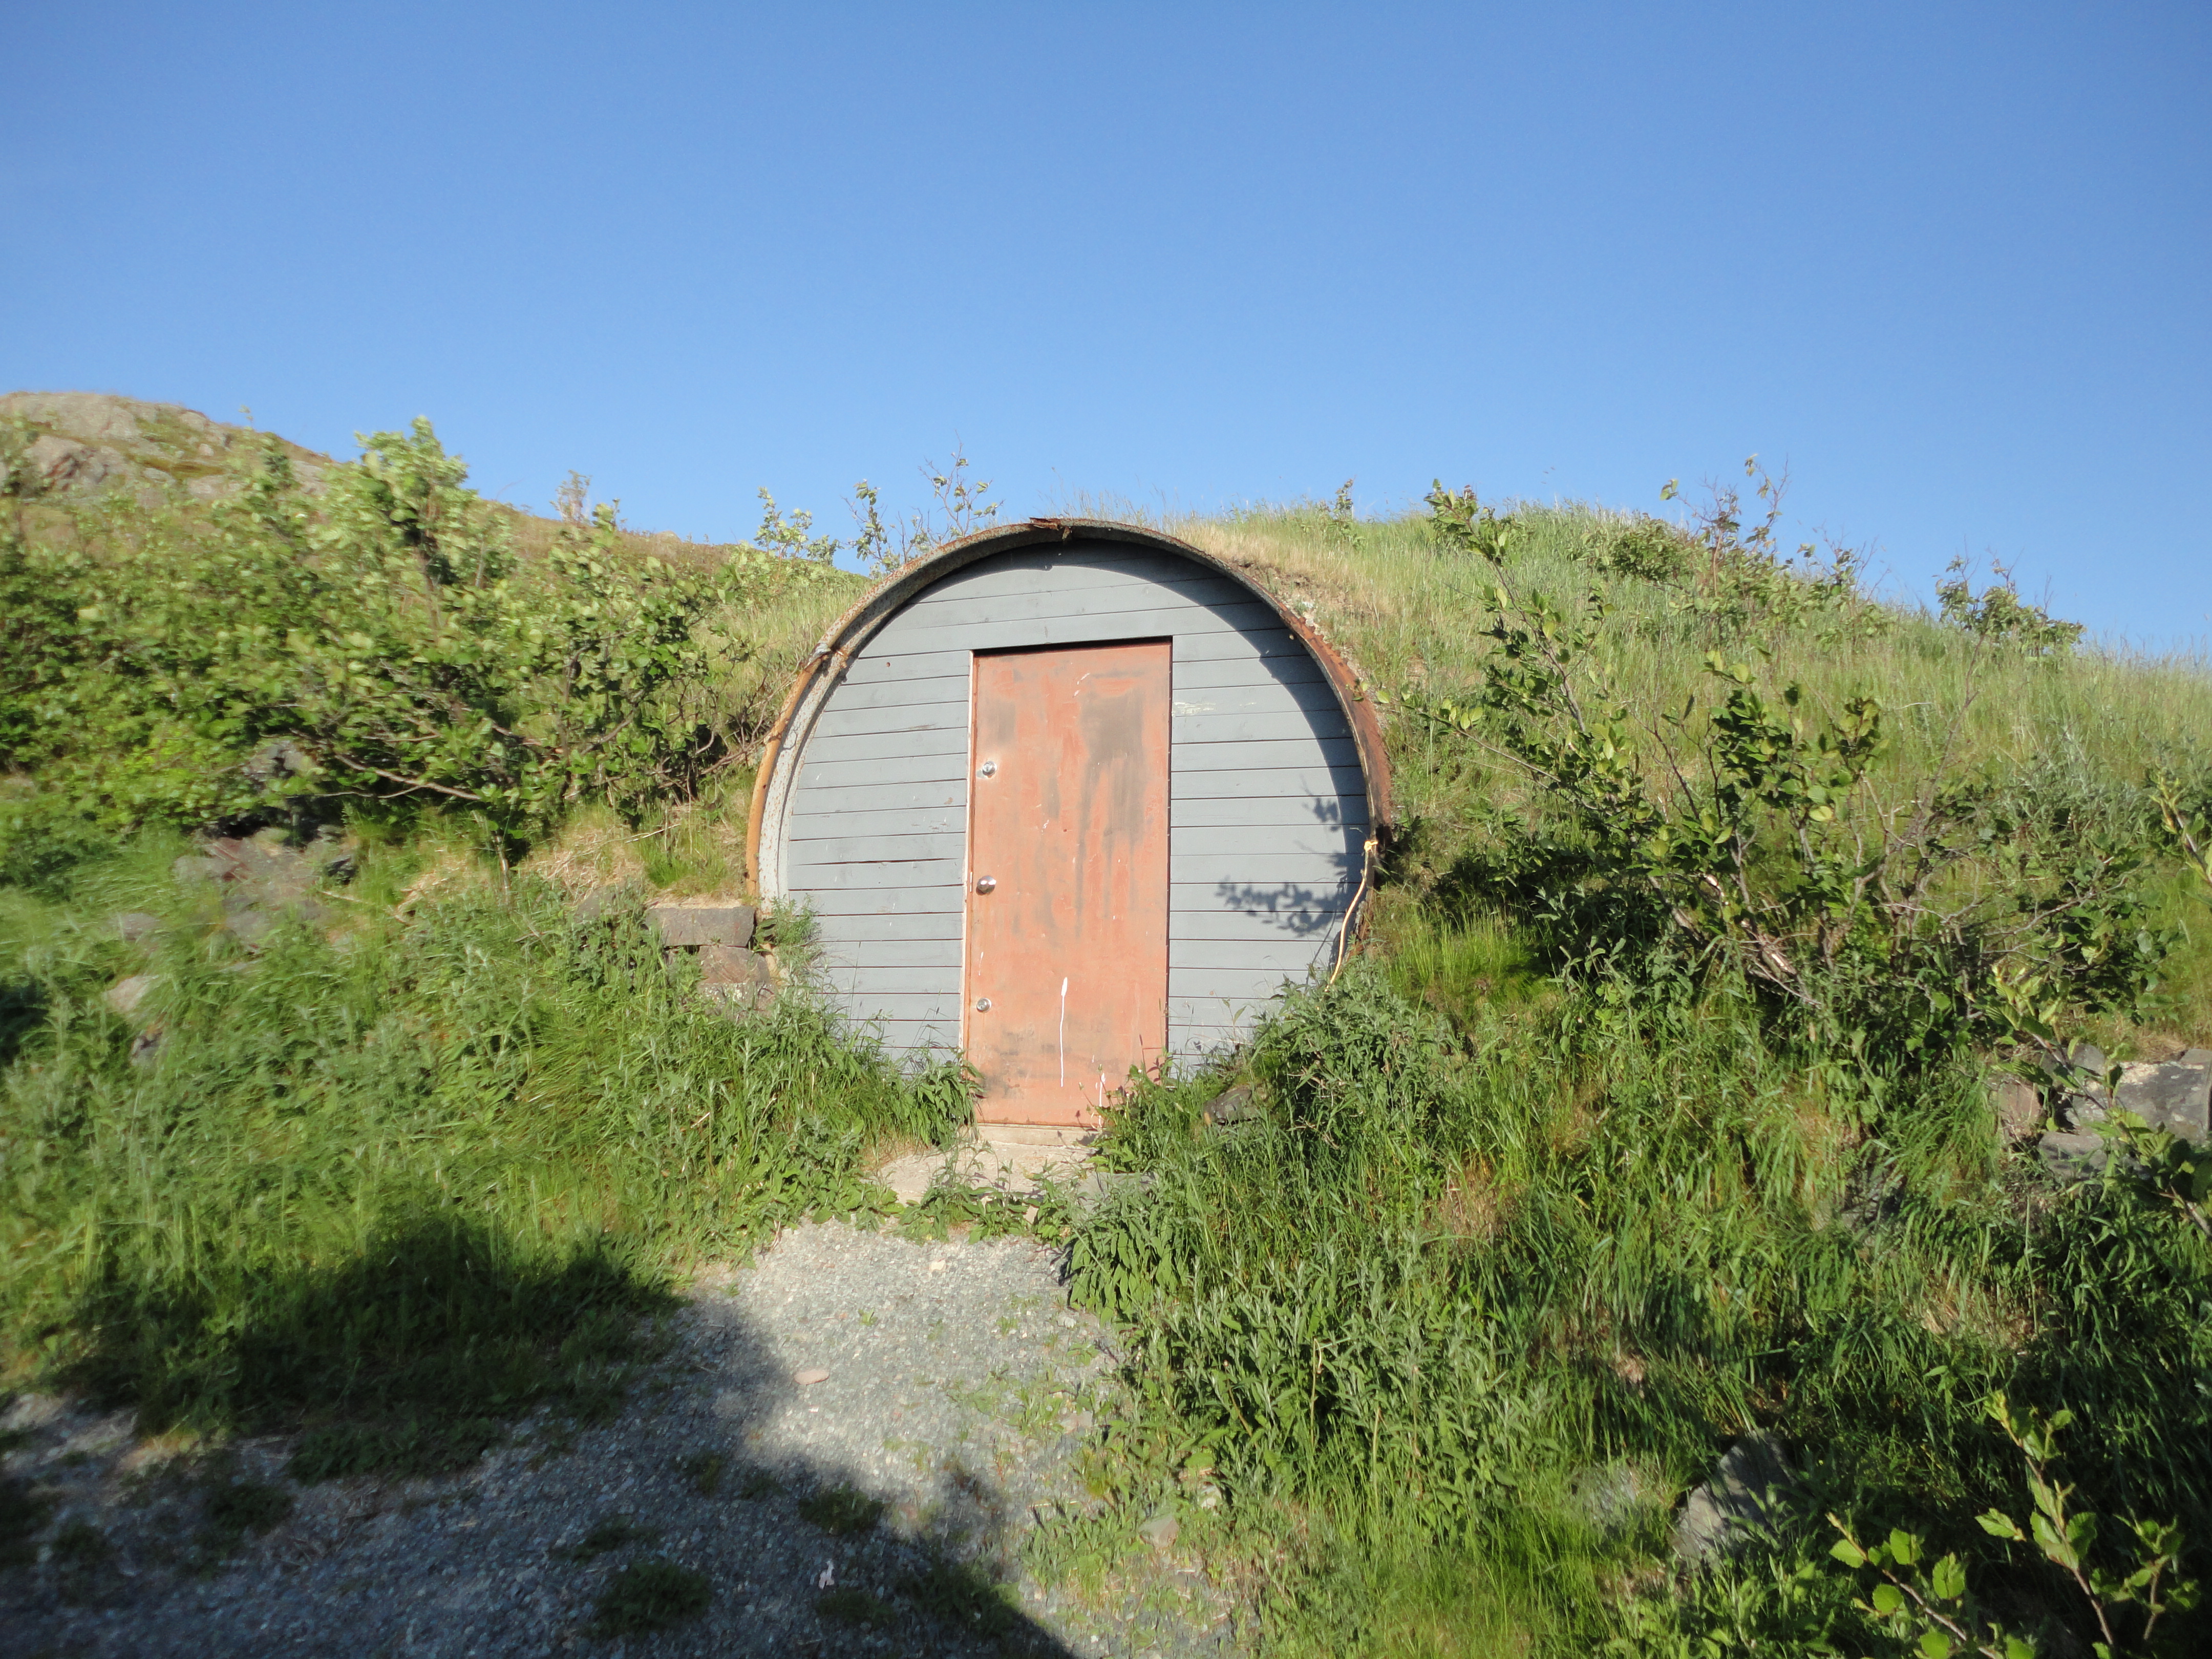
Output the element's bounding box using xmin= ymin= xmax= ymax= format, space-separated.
xmin=2 ymin=1222 xmax=1235 ymax=1657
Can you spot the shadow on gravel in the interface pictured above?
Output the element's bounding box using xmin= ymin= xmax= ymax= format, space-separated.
xmin=54 ymin=1207 xmax=676 ymax=1481
xmin=3 ymin=1220 xmax=1102 ymax=1658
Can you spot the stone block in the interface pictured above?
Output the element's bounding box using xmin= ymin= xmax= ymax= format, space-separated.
xmin=104 ymin=974 xmax=162 ymax=1018
xmin=110 ymin=912 xmax=161 ymax=943
xmin=695 ymin=944 xmax=769 ymax=985
xmin=1990 ymin=1077 xmax=2044 ymax=1141
xmin=2037 ymin=1130 xmax=2108 ymax=1181
xmin=649 ymin=905 xmax=756 ymax=949
xmin=2114 ymin=1055 xmax=2210 ymax=1143
xmin=1673 ymin=1433 xmax=1797 ymax=1565
xmin=1202 ymin=1083 xmax=1261 ymax=1128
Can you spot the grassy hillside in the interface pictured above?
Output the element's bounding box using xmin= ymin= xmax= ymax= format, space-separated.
xmin=1059 ymin=491 xmax=2212 ymax=1656
xmin=5 ymin=412 xmax=2210 ymax=1655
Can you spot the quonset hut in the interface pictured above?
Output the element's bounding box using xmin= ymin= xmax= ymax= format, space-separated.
xmin=746 ymin=519 xmax=1390 ymax=1129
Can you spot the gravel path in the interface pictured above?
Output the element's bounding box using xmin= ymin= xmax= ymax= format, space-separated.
xmin=2 ymin=1222 xmax=1235 ymax=1657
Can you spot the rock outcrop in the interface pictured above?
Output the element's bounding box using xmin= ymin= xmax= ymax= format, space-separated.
xmin=2 ymin=390 xmax=329 ymax=501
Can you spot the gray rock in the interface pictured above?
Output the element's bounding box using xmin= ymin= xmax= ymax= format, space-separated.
xmin=2113 ymin=1056 xmax=2210 ymax=1143
xmin=694 ymin=944 xmax=770 ymax=986
xmin=110 ymin=911 xmax=162 ymax=943
xmin=104 ymin=974 xmax=162 ymax=1018
xmin=1673 ymin=1433 xmax=1797 ymax=1564
xmin=1201 ymin=1083 xmax=1261 ymax=1129
xmin=1990 ymin=1076 xmax=2044 ymax=1140
xmin=1068 ymin=1169 xmax=1152 ymax=1216
xmin=242 ymin=738 xmax=315 ymax=788
xmin=571 ymin=884 xmax=643 ymax=924
xmin=649 ymin=904 xmax=756 ymax=949
xmin=224 ymin=905 xmax=276 ymax=946
xmin=1567 ymin=1460 xmax=1663 ymax=1538
xmin=1 ymin=391 xmax=332 ymax=499
xmin=2037 ymin=1130 xmax=2108 ymax=1180
xmin=1137 ymin=1513 xmax=1180 ymax=1549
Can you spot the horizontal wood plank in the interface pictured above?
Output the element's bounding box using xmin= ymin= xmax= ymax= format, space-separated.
xmin=1172 ymin=966 xmax=1310 ymax=998
xmin=785 ymin=830 xmax=965 ymax=864
xmin=814 ymin=672 xmax=971 ymax=714
xmin=1174 ymin=735 xmax=1363 ymax=771
xmin=800 ymin=725 xmax=968 ymax=765
xmin=1167 ymin=910 xmax=1345 ymax=943
xmin=1167 ymin=823 xmax=1365 ymax=858
xmin=788 ymin=779 xmax=967 ymax=817
xmin=811 ymin=912 xmax=966 ymax=946
xmin=1170 ymin=937 xmax=1333 ymax=972
xmin=865 ymin=1021 xmax=962 ymax=1056
xmin=786 ymin=856 xmax=966 ymax=891
xmin=1172 ymin=678 xmax=1345 ymax=718
xmin=1169 ymin=995 xmax=1279 ymax=1025
xmin=808 ymin=697 xmax=969 ymax=740
xmin=874 ymin=600 xmax=1277 ymax=656
xmin=1172 ymin=852 xmax=1362 ymax=883
xmin=1169 ymin=879 xmax=1355 ymax=915
xmin=1170 ymin=795 xmax=1367 ymax=831
xmin=812 ymin=937 xmax=964 ymax=970
xmin=836 ymin=991 xmax=964 ymax=1024
xmin=796 ymin=752 xmax=969 ymax=792
xmin=1172 ymin=628 xmax=1308 ymax=665
xmin=819 ymin=964 xmax=962 ymax=996
xmin=788 ymin=803 xmax=968 ymax=840
xmin=835 ymin=648 xmax=972 ymax=685
xmin=902 ymin=570 xmax=1256 ymax=624
xmin=1171 ymin=765 xmax=1370 ymax=801
xmin=1174 ymin=710 xmax=1352 ymax=747
xmin=792 ymin=885 xmax=965 ymax=917
xmin=1173 ymin=651 xmax=1328 ymax=690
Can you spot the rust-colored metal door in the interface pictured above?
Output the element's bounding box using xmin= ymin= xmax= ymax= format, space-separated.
xmin=965 ymin=640 xmax=1171 ymax=1126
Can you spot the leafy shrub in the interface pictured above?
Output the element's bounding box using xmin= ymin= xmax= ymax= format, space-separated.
xmin=0 ymin=863 xmax=937 ymax=1474
xmin=1938 ymin=558 xmax=2086 ymax=656
xmin=1594 ymin=517 xmax=1695 ymax=583
xmin=1074 ymin=966 xmax=2212 ymax=1655
xmin=1384 ymin=579 xmax=2165 ymax=1058
xmin=1 ymin=418 xmax=830 ymax=845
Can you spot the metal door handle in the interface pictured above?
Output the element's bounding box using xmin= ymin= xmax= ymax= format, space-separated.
xmin=974 ymin=997 xmax=991 ymax=1012
xmin=974 ymin=875 xmax=996 ymax=894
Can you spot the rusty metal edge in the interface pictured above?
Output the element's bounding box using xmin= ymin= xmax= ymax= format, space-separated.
xmin=746 ymin=518 xmax=1394 ymax=914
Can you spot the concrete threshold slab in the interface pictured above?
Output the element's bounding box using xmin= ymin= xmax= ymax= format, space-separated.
xmin=876 ymin=1128 xmax=1098 ymax=1206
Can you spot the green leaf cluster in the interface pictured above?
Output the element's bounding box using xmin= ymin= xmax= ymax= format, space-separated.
xmin=1 ymin=417 xmax=827 ymax=846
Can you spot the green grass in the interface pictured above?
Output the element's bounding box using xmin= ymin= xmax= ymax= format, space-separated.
xmin=796 ymin=1482 xmax=885 ymax=1535
xmin=0 ymin=840 xmax=964 ymax=1478
xmin=1041 ymin=500 xmax=2212 ymax=1655
xmin=8 ymin=463 xmax=2212 ymax=1654
xmin=589 ymin=1557 xmax=710 ymax=1635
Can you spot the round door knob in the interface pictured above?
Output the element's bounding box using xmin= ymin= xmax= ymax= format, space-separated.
xmin=977 ymin=759 xmax=997 ymax=777
xmin=974 ymin=875 xmax=997 ymax=894
xmin=974 ymin=997 xmax=991 ymax=1012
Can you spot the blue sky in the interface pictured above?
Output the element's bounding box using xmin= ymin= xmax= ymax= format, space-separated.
xmin=6 ymin=3 xmax=2205 ymax=645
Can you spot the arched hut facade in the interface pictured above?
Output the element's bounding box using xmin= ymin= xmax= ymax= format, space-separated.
xmin=747 ymin=519 xmax=1390 ymax=1129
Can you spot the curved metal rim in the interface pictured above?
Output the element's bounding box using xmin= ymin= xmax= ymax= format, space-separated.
xmin=746 ymin=517 xmax=1393 ymax=911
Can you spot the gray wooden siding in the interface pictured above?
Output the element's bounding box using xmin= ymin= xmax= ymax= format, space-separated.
xmin=778 ymin=544 xmax=1368 ymax=1062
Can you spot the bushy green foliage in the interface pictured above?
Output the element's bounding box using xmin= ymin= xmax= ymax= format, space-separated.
xmin=1938 ymin=559 xmax=2086 ymax=657
xmin=1387 ymin=581 xmax=2166 ymax=1060
xmin=0 ymin=417 xmax=828 ymax=847
xmin=1070 ymin=964 xmax=2212 ymax=1655
xmin=0 ymin=848 xmax=941 ymax=1473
